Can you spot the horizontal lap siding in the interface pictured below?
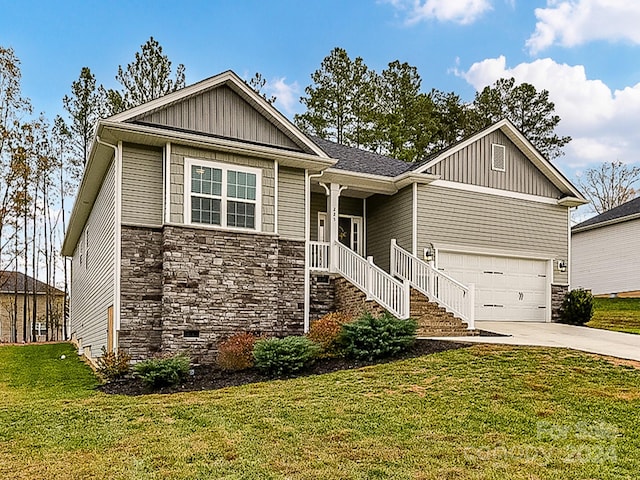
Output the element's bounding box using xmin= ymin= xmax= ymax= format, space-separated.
xmin=121 ymin=144 xmax=163 ymax=226
xmin=278 ymin=167 xmax=305 ymax=240
xmin=70 ymin=160 xmax=116 ymax=355
xmin=366 ymin=187 xmax=413 ymax=272
xmin=430 ymin=130 xmax=562 ymax=198
xmin=572 ymin=221 xmax=640 ymax=294
xmin=139 ymin=86 xmax=302 ymax=151
xmin=417 ymin=185 xmax=568 ymax=284
xmin=170 ymin=145 xmax=275 ymax=232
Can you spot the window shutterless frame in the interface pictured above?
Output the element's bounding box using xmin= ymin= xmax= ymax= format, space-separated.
xmin=184 ymin=158 xmax=262 ymax=232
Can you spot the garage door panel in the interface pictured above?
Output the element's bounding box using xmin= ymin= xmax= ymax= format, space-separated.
xmin=438 ymin=251 xmax=548 ymax=322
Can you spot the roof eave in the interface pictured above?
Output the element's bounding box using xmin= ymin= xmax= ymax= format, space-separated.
xmin=572 ymin=211 xmax=640 ymax=233
xmin=558 ymin=196 xmax=589 ymax=207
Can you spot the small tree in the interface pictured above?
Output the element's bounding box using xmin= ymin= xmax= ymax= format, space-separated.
xmin=578 ymin=161 xmax=640 ymax=214
xmin=559 ymin=289 xmax=594 ymax=326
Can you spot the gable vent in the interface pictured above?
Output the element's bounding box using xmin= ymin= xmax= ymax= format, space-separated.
xmin=491 ymin=144 xmax=506 ymax=172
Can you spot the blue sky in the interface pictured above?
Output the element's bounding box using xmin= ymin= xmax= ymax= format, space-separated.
xmin=2 ymin=0 xmax=640 ymax=194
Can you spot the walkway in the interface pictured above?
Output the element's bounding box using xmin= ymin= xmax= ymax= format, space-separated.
xmin=427 ymin=321 xmax=640 ymax=362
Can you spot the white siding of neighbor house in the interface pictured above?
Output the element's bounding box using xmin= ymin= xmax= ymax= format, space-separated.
xmin=572 ymin=220 xmax=640 ymax=295
xmin=417 ymin=185 xmax=569 ymax=284
xmin=121 ymin=144 xmax=163 ymax=226
xmin=170 ymin=145 xmax=275 ymax=232
xmin=277 ymin=167 xmax=306 ymax=240
xmin=69 ymin=160 xmax=116 ymax=356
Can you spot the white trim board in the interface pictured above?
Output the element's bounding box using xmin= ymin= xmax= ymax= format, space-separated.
xmin=429 ymin=179 xmax=560 ymax=205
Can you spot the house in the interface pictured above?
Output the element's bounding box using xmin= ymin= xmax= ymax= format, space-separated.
xmin=0 ymin=271 xmax=65 ymax=343
xmin=572 ymin=196 xmax=640 ymax=297
xmin=61 ymin=70 xmax=587 ymax=364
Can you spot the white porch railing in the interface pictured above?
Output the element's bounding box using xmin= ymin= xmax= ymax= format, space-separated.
xmin=308 ymin=241 xmax=330 ymax=271
xmin=390 ymin=240 xmax=475 ymax=329
xmin=335 ymin=241 xmax=410 ymax=319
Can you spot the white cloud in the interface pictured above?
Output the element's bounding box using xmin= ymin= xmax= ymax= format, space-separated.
xmin=460 ymin=56 xmax=640 ymax=170
xmin=527 ymin=0 xmax=640 ymax=54
xmin=268 ymin=77 xmax=300 ymax=116
xmin=385 ymin=0 xmax=493 ymax=25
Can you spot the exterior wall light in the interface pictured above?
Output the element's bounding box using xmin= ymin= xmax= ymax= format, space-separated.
xmin=423 ymin=244 xmax=435 ymax=262
xmin=557 ymin=260 xmax=567 ymax=272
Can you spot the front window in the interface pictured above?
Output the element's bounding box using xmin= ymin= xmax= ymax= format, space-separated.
xmin=186 ymin=159 xmax=261 ymax=230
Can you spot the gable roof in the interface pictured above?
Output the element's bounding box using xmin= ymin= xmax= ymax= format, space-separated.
xmin=412 ymin=119 xmax=586 ymax=202
xmin=109 ymin=70 xmax=327 ymax=158
xmin=573 ymin=196 xmax=640 ymax=233
xmin=0 ymin=271 xmax=65 ymax=295
xmin=310 ymin=136 xmax=412 ymax=177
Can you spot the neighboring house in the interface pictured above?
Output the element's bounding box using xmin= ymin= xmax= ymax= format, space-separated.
xmin=0 ymin=271 xmax=65 ymax=343
xmin=61 ymin=70 xmax=587 ymax=364
xmin=572 ymin=197 xmax=640 ymax=297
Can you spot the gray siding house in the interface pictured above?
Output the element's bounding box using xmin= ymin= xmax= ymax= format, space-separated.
xmin=62 ymin=70 xmax=587 ymax=363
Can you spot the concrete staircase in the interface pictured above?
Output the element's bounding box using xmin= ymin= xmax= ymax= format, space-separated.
xmin=409 ymin=289 xmax=478 ymax=337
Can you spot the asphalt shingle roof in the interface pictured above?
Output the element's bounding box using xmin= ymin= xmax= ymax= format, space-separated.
xmin=310 ymin=136 xmax=413 ymax=177
xmin=573 ymin=196 xmax=640 ymax=230
xmin=0 ymin=271 xmax=65 ymax=295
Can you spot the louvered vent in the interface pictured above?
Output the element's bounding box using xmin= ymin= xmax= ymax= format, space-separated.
xmin=492 ymin=144 xmax=506 ymax=171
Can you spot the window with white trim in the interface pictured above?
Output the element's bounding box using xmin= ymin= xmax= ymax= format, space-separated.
xmin=186 ymin=159 xmax=261 ymax=230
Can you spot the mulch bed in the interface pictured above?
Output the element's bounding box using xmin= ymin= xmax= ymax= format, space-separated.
xmin=98 ymin=339 xmax=470 ymax=396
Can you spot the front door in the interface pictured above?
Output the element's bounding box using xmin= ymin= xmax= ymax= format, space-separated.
xmin=319 ymin=213 xmax=363 ymax=255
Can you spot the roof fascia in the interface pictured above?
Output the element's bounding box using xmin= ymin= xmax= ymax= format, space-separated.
xmin=572 ymin=212 xmax=640 ymax=233
xmin=108 ymin=70 xmax=327 ymax=158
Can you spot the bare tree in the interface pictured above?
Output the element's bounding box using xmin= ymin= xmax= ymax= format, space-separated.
xmin=578 ymin=161 xmax=640 ymax=214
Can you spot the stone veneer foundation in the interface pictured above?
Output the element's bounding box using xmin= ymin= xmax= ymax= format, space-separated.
xmin=551 ymin=284 xmax=569 ymax=322
xmin=119 ymin=225 xmax=305 ymax=364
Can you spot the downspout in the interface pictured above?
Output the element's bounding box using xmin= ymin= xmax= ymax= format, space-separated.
xmin=96 ymin=136 xmax=121 ymax=349
xmin=304 ymin=171 xmax=325 ymax=333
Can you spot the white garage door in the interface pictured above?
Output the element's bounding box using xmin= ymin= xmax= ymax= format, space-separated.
xmin=438 ymin=251 xmax=549 ymax=322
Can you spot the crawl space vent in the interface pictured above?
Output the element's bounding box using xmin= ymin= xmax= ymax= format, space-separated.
xmin=491 ymin=144 xmax=506 ymax=172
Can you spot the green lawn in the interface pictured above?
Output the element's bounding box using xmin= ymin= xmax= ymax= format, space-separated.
xmin=588 ymin=297 xmax=640 ymax=335
xmin=1 ymin=343 xmax=639 ymax=479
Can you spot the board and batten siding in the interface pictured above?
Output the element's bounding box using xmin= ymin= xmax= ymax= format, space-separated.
xmin=121 ymin=144 xmax=163 ymax=226
xmin=417 ymin=185 xmax=568 ymax=284
xmin=572 ymin=220 xmax=640 ymax=295
xmin=69 ymin=160 xmax=116 ymax=355
xmin=430 ymin=130 xmax=563 ymax=198
xmin=170 ymin=145 xmax=275 ymax=232
xmin=366 ymin=187 xmax=413 ymax=272
xmin=309 ymin=192 xmax=364 ymax=241
xmin=277 ymin=167 xmax=305 ymax=240
xmin=136 ymin=85 xmax=302 ymax=151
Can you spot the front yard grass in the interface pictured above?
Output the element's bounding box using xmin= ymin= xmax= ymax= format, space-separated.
xmin=588 ymin=297 xmax=640 ymax=335
xmin=1 ymin=342 xmax=639 ymax=479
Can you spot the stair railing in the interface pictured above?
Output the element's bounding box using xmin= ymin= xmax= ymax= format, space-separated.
xmin=390 ymin=240 xmax=475 ymax=329
xmin=335 ymin=241 xmax=410 ymax=319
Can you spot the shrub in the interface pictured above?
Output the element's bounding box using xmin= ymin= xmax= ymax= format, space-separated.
xmin=339 ymin=312 xmax=417 ymax=360
xmin=217 ymin=332 xmax=258 ymax=371
xmin=253 ymin=336 xmax=321 ymax=376
xmin=133 ymin=353 xmax=191 ymax=389
xmin=559 ymin=288 xmax=594 ymax=326
xmin=96 ymin=346 xmax=131 ymax=381
xmin=307 ymin=312 xmax=353 ymax=355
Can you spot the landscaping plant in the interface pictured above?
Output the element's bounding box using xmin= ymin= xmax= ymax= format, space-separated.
xmin=96 ymin=346 xmax=131 ymax=381
xmin=339 ymin=311 xmax=417 ymax=360
xmin=559 ymin=288 xmax=594 ymax=326
xmin=307 ymin=311 xmax=353 ymax=355
xmin=217 ymin=332 xmax=258 ymax=371
xmin=253 ymin=336 xmax=321 ymax=375
xmin=133 ymin=353 xmax=191 ymax=388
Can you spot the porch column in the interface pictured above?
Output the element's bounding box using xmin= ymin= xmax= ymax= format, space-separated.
xmin=327 ymin=183 xmax=341 ymax=273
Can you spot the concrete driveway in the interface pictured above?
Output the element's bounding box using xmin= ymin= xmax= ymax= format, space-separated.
xmin=429 ymin=321 xmax=640 ymax=362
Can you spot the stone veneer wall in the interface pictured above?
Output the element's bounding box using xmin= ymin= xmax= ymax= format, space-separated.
xmin=118 ymin=226 xmax=164 ymax=359
xmin=309 ymin=274 xmax=336 ymax=321
xmin=551 ymin=284 xmax=568 ymax=322
xmin=333 ymin=277 xmax=385 ymax=318
xmin=161 ymin=226 xmax=305 ymax=364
